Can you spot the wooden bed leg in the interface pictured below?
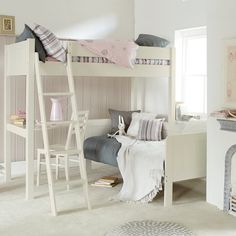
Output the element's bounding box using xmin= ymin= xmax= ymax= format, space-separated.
xmin=86 ymin=160 xmax=92 ymax=173
xmin=164 ymin=176 xmax=173 ymax=207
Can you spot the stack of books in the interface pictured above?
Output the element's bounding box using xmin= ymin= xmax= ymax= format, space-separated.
xmin=91 ymin=176 xmax=119 ymax=188
xmin=10 ymin=114 xmax=26 ymax=127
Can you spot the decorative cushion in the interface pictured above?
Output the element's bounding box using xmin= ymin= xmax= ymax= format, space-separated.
xmin=137 ymin=119 xmax=164 ymax=141
xmin=127 ymin=112 xmax=157 ymax=137
xmin=109 ymin=109 xmax=141 ymax=134
xmin=16 ymin=24 xmax=47 ymax=62
xmin=33 ymin=24 xmax=66 ymax=62
xmin=135 ymin=34 xmax=169 ymax=48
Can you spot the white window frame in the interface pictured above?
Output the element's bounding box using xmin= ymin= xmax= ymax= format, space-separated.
xmin=175 ymin=26 xmax=207 ymax=116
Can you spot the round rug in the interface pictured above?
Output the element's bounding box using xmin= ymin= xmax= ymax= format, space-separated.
xmin=105 ymin=220 xmax=194 ymax=236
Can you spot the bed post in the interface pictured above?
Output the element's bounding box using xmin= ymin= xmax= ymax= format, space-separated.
xmin=4 ymin=42 xmax=11 ymax=182
xmin=168 ymin=48 xmax=176 ymax=124
xmin=164 ymin=48 xmax=176 ymax=207
xmin=25 ymin=39 xmax=35 ymax=200
xmin=164 ymin=135 xmax=174 ymax=207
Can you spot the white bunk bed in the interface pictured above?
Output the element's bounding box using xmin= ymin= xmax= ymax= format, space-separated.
xmin=4 ymin=39 xmax=206 ymax=206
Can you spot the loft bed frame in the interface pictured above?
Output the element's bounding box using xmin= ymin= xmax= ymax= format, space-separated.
xmin=4 ymin=39 xmax=206 ymax=206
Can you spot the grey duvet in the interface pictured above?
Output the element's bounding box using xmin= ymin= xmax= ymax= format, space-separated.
xmin=84 ymin=135 xmax=121 ymax=167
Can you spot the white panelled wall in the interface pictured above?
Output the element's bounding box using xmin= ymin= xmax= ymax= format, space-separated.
xmin=0 ymin=0 xmax=134 ymax=162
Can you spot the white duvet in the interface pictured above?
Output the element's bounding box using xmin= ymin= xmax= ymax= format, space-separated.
xmin=115 ymin=135 xmax=166 ymax=203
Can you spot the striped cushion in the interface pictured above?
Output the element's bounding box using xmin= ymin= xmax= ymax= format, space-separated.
xmin=33 ymin=24 xmax=66 ymax=62
xmin=137 ymin=119 xmax=164 ymax=141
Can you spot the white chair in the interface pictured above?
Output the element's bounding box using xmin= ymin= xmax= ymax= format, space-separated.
xmin=36 ymin=110 xmax=89 ymax=190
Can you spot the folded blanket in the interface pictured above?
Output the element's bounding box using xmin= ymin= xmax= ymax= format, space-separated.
xmin=78 ymin=39 xmax=138 ymax=68
xmin=115 ymin=136 xmax=165 ymax=203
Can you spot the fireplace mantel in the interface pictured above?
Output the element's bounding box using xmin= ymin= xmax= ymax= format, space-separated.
xmin=217 ymin=118 xmax=236 ymax=132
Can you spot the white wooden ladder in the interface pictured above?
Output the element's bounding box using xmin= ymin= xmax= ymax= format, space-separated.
xmin=35 ymin=53 xmax=91 ymax=216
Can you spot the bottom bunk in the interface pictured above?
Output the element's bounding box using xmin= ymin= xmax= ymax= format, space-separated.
xmin=84 ymin=119 xmax=207 ymax=206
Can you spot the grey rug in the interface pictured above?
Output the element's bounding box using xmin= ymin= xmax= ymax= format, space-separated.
xmin=105 ymin=220 xmax=194 ymax=236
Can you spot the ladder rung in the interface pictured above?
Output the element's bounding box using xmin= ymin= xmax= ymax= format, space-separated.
xmin=38 ymin=145 xmax=82 ymax=155
xmin=50 ymin=149 xmax=82 ymax=155
xmin=42 ymin=92 xmax=73 ymax=96
xmin=36 ymin=122 xmax=84 ymax=129
xmin=43 ymin=121 xmax=79 ymax=126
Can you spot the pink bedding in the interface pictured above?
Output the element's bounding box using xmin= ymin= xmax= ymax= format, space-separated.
xmin=78 ymin=39 xmax=138 ymax=68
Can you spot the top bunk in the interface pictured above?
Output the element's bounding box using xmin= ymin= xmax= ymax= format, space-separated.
xmin=5 ymin=39 xmax=175 ymax=78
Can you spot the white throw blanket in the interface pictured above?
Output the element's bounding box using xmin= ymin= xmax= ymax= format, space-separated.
xmin=115 ymin=136 xmax=166 ymax=203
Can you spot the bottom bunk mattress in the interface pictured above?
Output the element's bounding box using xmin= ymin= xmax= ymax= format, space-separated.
xmin=84 ymin=135 xmax=121 ymax=167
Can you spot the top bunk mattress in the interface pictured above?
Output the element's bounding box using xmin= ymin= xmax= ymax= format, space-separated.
xmin=5 ymin=39 xmax=173 ymax=77
xmin=62 ymin=40 xmax=172 ymax=66
xmin=71 ymin=56 xmax=170 ymax=66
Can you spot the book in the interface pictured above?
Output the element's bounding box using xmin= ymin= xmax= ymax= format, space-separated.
xmin=91 ymin=183 xmax=116 ymax=188
xmin=95 ymin=180 xmax=113 ymax=185
xmin=99 ymin=176 xmax=119 ymax=184
xmin=12 ymin=118 xmax=25 ymax=122
xmin=10 ymin=114 xmax=26 ymax=126
xmin=13 ymin=122 xmax=26 ymax=127
xmin=91 ymin=176 xmax=120 ymax=188
xmin=10 ymin=115 xmax=20 ymax=120
xmin=13 ymin=120 xmax=26 ymax=126
xmin=10 ymin=114 xmax=26 ymax=120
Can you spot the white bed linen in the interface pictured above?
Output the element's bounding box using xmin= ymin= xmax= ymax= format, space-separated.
xmin=115 ymin=135 xmax=165 ymax=203
xmin=167 ymin=119 xmax=207 ymax=135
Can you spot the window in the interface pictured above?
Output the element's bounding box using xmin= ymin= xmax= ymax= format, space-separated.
xmin=175 ymin=27 xmax=207 ymax=116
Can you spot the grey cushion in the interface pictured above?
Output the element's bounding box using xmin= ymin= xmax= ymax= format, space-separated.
xmin=109 ymin=109 xmax=141 ymax=133
xmin=135 ymin=34 xmax=169 ymax=48
xmin=16 ymin=24 xmax=47 ymax=62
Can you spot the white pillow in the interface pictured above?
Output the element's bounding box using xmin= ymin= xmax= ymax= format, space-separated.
xmin=127 ymin=112 xmax=157 ymax=137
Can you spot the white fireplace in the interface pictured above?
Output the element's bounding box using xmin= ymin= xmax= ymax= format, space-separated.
xmin=217 ymin=118 xmax=236 ymax=215
xmin=207 ymin=118 xmax=236 ymax=211
xmin=223 ymin=144 xmax=236 ymax=215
